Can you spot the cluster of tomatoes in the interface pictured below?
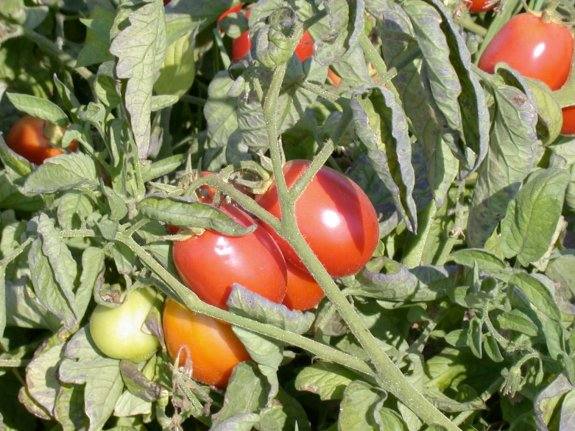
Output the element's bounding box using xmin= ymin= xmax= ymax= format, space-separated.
xmin=164 ymin=160 xmax=380 ymax=386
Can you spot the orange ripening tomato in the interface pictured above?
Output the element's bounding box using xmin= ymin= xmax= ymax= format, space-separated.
xmin=283 ymin=262 xmax=325 ymax=311
xmin=327 ymin=68 xmax=342 ymax=87
xmin=465 ymin=0 xmax=497 ymax=13
xmin=172 ymin=203 xmax=287 ymax=308
xmin=163 ymin=299 xmax=249 ymax=388
xmin=478 ymin=13 xmax=574 ymax=90
xmin=258 ymin=160 xmax=380 ymax=277
xmin=6 ymin=116 xmax=77 ymax=165
xmin=562 ymin=106 xmax=575 ymax=135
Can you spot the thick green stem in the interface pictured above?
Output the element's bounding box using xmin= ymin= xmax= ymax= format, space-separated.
xmin=261 ymin=53 xmax=459 ymax=430
xmin=117 ymin=234 xmax=375 ymax=379
xmin=457 ymin=16 xmax=488 ymax=37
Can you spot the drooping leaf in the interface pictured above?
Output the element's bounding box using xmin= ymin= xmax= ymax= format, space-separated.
xmin=110 ymin=0 xmax=167 ymax=158
xmin=467 ymin=73 xmax=541 ymax=247
xmin=351 ymin=85 xmax=418 ymax=232
xmin=338 ymin=381 xmax=383 ymax=430
xmin=25 ymin=343 xmax=64 ymax=418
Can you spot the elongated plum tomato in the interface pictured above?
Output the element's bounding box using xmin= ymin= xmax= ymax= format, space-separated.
xmin=258 ymin=160 xmax=380 ymax=277
xmin=6 ymin=116 xmax=77 ymax=165
xmin=172 ymin=204 xmax=287 ymax=308
xmin=283 ymin=262 xmax=325 ymax=311
xmin=478 ymin=13 xmax=574 ymax=91
xmin=562 ymin=106 xmax=575 ymax=135
xmin=89 ymin=288 xmax=161 ymax=363
xmin=163 ymin=299 xmax=249 ymax=387
xmin=465 ymin=0 xmax=497 ymax=13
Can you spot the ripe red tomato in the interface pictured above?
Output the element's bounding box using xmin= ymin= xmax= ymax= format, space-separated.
xmin=465 ymin=0 xmax=497 ymax=13
xmin=258 ymin=160 xmax=380 ymax=277
xmin=478 ymin=13 xmax=574 ymax=91
xmin=217 ymin=3 xmax=244 ymax=22
xmin=172 ymin=203 xmax=287 ymax=308
xmin=562 ymin=106 xmax=575 ymax=135
xmin=163 ymin=299 xmax=249 ymax=388
xmin=283 ymin=262 xmax=324 ymax=311
xmin=6 ymin=116 xmax=77 ymax=165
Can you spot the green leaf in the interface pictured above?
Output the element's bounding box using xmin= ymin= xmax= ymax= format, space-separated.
xmin=53 ymin=385 xmax=88 ymax=431
xmin=110 ymin=0 xmax=167 ymax=158
xmin=495 ymin=309 xmax=538 ymax=337
xmin=150 ymin=94 xmax=179 ymax=111
xmin=351 ymin=86 xmax=418 ymax=232
xmin=0 ymin=134 xmax=33 ymax=176
xmin=6 ymin=93 xmax=69 ymax=126
xmin=418 ymin=0 xmax=490 ymax=171
xmin=294 ymin=362 xmax=356 ymax=401
xmin=24 ymin=343 xmax=64 ymax=417
xmin=228 ymin=287 xmax=314 ymax=335
xmin=547 ymin=253 xmax=575 ymax=297
xmin=467 ymin=73 xmax=542 ymax=247
xmin=76 ymin=248 xmax=105 ymax=320
xmin=450 ymin=248 xmax=506 ymax=274
xmin=59 ymin=328 xmax=123 ymax=431
xmin=510 ymin=273 xmax=561 ymax=326
xmin=56 ymin=192 xmax=94 ymax=230
xmin=338 ymin=381 xmax=383 ymax=430
xmin=534 ymin=374 xmax=573 ymax=430
xmin=138 ymin=195 xmax=253 ymax=236
xmin=403 ymin=0 xmax=479 ymax=168
xmin=560 ymin=389 xmax=575 ymax=430
xmin=76 ymin=5 xmax=115 ymax=67
xmin=27 ymin=238 xmax=76 ymax=329
xmin=500 ymin=168 xmax=569 ymax=266
xmin=22 ymin=153 xmax=98 ymax=195
xmin=0 ymin=267 xmax=5 ymax=339
xmin=113 ymin=390 xmax=151 ymax=417
xmin=154 ymin=29 xmax=196 ymax=98
xmin=379 ymin=408 xmax=408 ymax=431
xmin=204 ymin=71 xmax=241 ymax=148
xmin=212 ymin=363 xmax=268 ymax=426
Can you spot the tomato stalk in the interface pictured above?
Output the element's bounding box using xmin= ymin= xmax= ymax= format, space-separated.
xmin=261 ymin=37 xmax=460 ymax=431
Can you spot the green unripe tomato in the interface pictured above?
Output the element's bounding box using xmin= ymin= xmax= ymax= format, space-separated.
xmin=89 ymin=287 xmax=161 ymax=363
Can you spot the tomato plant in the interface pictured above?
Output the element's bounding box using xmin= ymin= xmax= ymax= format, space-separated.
xmin=162 ymin=299 xmax=249 ymax=388
xmin=478 ymin=13 xmax=574 ymax=90
xmin=89 ymin=287 xmax=161 ymax=363
xmin=258 ymin=160 xmax=380 ymax=277
xmin=6 ymin=116 xmax=77 ymax=165
xmin=172 ymin=204 xmax=287 ymax=308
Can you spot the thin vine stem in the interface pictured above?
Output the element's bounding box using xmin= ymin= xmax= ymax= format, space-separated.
xmin=261 ymin=47 xmax=459 ymax=431
xmin=117 ymin=234 xmax=375 ymax=379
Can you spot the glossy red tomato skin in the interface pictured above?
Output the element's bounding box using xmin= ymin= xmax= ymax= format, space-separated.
xmin=163 ymin=299 xmax=249 ymax=388
xmin=172 ymin=204 xmax=287 ymax=309
xmin=258 ymin=160 xmax=380 ymax=277
xmin=562 ymin=106 xmax=575 ymax=135
xmin=283 ymin=263 xmax=325 ymax=311
xmin=478 ymin=13 xmax=574 ymax=91
xmin=6 ymin=116 xmax=77 ymax=165
xmin=466 ymin=0 xmax=496 ymax=13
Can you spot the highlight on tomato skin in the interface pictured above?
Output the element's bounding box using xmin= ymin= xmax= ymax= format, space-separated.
xmin=162 ymin=299 xmax=249 ymax=388
xmin=478 ymin=12 xmax=574 ymax=91
xmin=283 ymin=262 xmax=325 ymax=311
xmin=258 ymin=160 xmax=380 ymax=278
xmin=6 ymin=116 xmax=78 ymax=165
xmin=171 ymin=203 xmax=287 ymax=309
xmin=562 ymin=106 xmax=575 ymax=135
